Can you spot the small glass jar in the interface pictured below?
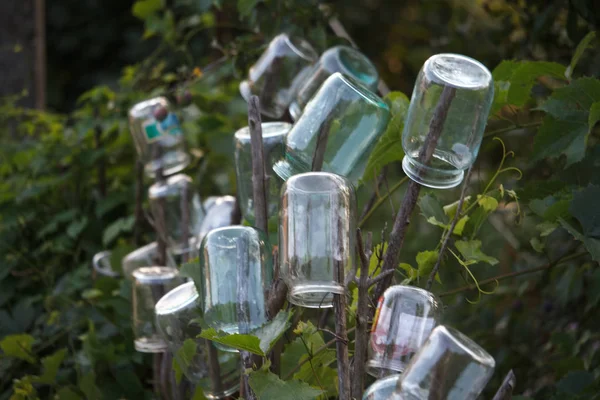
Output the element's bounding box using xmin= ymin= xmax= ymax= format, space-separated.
xmin=155 ymin=282 xmax=240 ymax=398
xmin=289 ymin=46 xmax=379 ymax=121
xmin=132 ymin=266 xmax=182 ymax=353
xmin=122 ymin=242 xmax=176 ymax=280
xmin=198 ymin=226 xmax=272 ymax=348
xmin=391 ymin=325 xmax=495 ymax=400
xmin=239 ymin=34 xmax=318 ymax=119
xmin=198 ymin=196 xmax=238 ymax=243
xmin=401 ymin=53 xmax=494 ymax=189
xmin=362 ymin=374 xmax=401 ymax=400
xmin=273 ymin=73 xmax=390 ymax=185
xmin=367 ymin=286 xmax=443 ymax=378
xmin=279 ymin=172 xmax=356 ymax=308
xmin=234 ymin=122 xmax=291 ymax=226
xmin=128 ymin=97 xmax=190 ymax=177
xmin=149 ymin=174 xmax=203 ymax=255
xmin=92 ymin=250 xmax=120 ymax=278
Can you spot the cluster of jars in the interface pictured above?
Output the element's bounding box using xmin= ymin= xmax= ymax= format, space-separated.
xmin=92 ymin=31 xmax=496 ymax=399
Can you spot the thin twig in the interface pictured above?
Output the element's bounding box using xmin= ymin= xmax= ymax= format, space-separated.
xmin=371 ymin=86 xmax=457 ymax=311
xmin=492 ymin=370 xmax=516 ymax=400
xmin=248 ymin=95 xmax=268 ymax=233
xmin=425 ymin=165 xmax=473 ymax=291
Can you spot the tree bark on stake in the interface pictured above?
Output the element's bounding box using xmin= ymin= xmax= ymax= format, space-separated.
xmin=371 ymin=86 xmax=456 ymax=311
xmin=492 ymin=370 xmax=516 ymax=400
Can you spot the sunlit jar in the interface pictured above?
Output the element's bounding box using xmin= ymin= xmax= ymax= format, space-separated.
xmin=391 ymin=325 xmax=495 ymax=400
xmin=155 ymin=282 xmax=240 ymax=399
xmin=239 ymin=34 xmax=318 ymax=119
xmin=401 ymin=54 xmax=494 ymax=189
xmin=132 ymin=266 xmax=182 ymax=353
xmin=273 ymin=73 xmax=390 ymax=185
xmin=128 ymin=97 xmax=190 ymax=178
xmin=149 ymin=174 xmax=204 ymax=255
xmin=367 ymin=286 xmax=442 ymax=378
xmin=234 ymin=122 xmax=291 ymax=227
xmin=198 ymin=226 xmax=272 ymax=350
xmin=362 ymin=374 xmax=401 ymax=400
xmin=289 ymin=46 xmax=379 ymax=121
xmin=279 ymin=172 xmax=356 ymax=308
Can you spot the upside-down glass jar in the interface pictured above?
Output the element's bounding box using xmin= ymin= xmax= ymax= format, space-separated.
xmin=128 ymin=97 xmax=190 ymax=177
xmin=273 ymin=72 xmax=390 ymax=185
xmin=289 ymin=45 xmax=379 ymax=121
xmin=92 ymin=250 xmax=120 ymax=278
xmin=391 ymin=325 xmax=496 ymax=400
xmin=279 ymin=172 xmax=356 ymax=308
xmin=132 ymin=266 xmax=182 ymax=352
xmin=198 ymin=226 xmax=272 ymax=350
xmin=121 ymin=242 xmax=176 ymax=280
xmin=239 ymin=34 xmax=318 ymax=119
xmin=155 ymin=281 xmax=240 ymax=399
xmin=362 ymin=375 xmax=402 ymax=400
xmin=367 ymin=286 xmax=443 ymax=378
xmin=401 ymin=53 xmax=494 ymax=189
xmin=234 ymin=122 xmax=291 ymax=227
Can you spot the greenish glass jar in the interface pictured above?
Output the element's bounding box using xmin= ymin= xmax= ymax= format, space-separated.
xmin=273 ymin=72 xmax=390 ymax=185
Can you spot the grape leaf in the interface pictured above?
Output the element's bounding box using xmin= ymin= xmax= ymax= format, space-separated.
xmin=132 ymin=0 xmax=164 ymax=20
xmin=0 ymin=334 xmax=36 ymax=364
xmin=455 ymin=240 xmax=499 ymax=265
xmin=558 ymin=218 xmax=600 ymax=262
xmin=34 ymin=348 xmax=67 ymax=384
xmin=566 ymin=31 xmax=597 ymax=80
xmin=416 ymin=250 xmax=439 ymax=278
xmin=419 ymin=194 xmax=448 ymax=226
xmin=590 ymin=101 xmax=600 ymax=129
xmin=362 ymin=92 xmax=409 ymax=181
xmin=248 ymin=369 xmax=323 ymax=400
xmin=569 ymin=185 xmax=600 ymax=238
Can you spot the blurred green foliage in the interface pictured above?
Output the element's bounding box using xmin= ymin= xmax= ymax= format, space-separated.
xmin=1 ymin=0 xmax=600 ymax=399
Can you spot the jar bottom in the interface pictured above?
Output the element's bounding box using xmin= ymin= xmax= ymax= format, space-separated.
xmin=134 ymin=336 xmax=168 ymax=353
xmin=366 ymin=359 xmax=408 ymax=378
xmin=402 ymin=156 xmax=464 ymax=189
xmin=288 ymin=284 xmax=346 ymax=308
xmin=203 ymin=383 xmax=240 ymax=400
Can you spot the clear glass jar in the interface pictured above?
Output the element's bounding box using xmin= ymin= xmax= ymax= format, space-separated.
xmin=273 ymin=73 xmax=390 ymax=185
xmin=279 ymin=172 xmax=356 ymax=308
xmin=155 ymin=282 xmax=240 ymax=399
xmin=198 ymin=226 xmax=272 ymax=349
xmin=362 ymin=374 xmax=401 ymax=400
xmin=149 ymin=174 xmax=203 ymax=255
xmin=239 ymin=34 xmax=318 ymax=119
xmin=234 ymin=122 xmax=291 ymax=227
xmin=92 ymin=250 xmax=120 ymax=278
xmin=121 ymin=242 xmax=176 ymax=280
xmin=128 ymin=97 xmax=190 ymax=177
xmin=391 ymin=325 xmax=495 ymax=400
xmin=289 ymin=46 xmax=379 ymax=120
xmin=401 ymin=54 xmax=494 ymax=189
xmin=198 ymin=196 xmax=238 ymax=243
xmin=132 ymin=266 xmax=182 ymax=352
xmin=367 ymin=286 xmax=443 ymax=378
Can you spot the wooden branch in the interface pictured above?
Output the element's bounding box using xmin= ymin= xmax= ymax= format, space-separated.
xmin=425 ymin=165 xmax=473 ymax=291
xmin=492 ymin=370 xmax=516 ymax=400
xmin=351 ymin=229 xmax=371 ymax=399
xmin=248 ymin=96 xmax=269 ymax=233
xmin=311 ymin=118 xmax=332 ymax=172
xmin=371 ymin=86 xmax=456 ymax=312
xmin=134 ymin=160 xmax=144 ymax=247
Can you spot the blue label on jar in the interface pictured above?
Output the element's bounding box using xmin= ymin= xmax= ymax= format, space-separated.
xmin=159 ymin=113 xmax=183 ymax=136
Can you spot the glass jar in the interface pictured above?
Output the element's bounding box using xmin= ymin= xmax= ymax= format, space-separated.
xmin=149 ymin=174 xmax=203 ymax=255
xmin=155 ymin=281 xmax=240 ymax=398
xmin=198 ymin=196 xmax=238 ymax=243
xmin=234 ymin=122 xmax=291 ymax=227
xmin=289 ymin=46 xmax=379 ymax=121
xmin=273 ymin=73 xmax=390 ymax=185
xmin=401 ymin=54 xmax=494 ymax=189
xmin=198 ymin=226 xmax=272 ymax=349
xmin=391 ymin=325 xmax=495 ymax=400
xmin=128 ymin=97 xmax=190 ymax=177
xmin=92 ymin=250 xmax=120 ymax=278
xmin=122 ymin=242 xmax=176 ymax=280
xmin=362 ymin=374 xmax=401 ymax=400
xmin=132 ymin=266 xmax=182 ymax=352
xmin=367 ymin=286 xmax=443 ymax=378
xmin=279 ymin=172 xmax=356 ymax=308
xmin=239 ymin=34 xmax=318 ymax=119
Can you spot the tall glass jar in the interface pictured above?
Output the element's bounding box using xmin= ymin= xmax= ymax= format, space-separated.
xmin=289 ymin=46 xmax=379 ymax=120
xmin=234 ymin=122 xmax=291 ymax=227
xmin=401 ymin=54 xmax=493 ymax=189
xmin=279 ymin=172 xmax=356 ymax=308
xmin=128 ymin=97 xmax=190 ymax=177
xmin=273 ymin=73 xmax=390 ymax=185
xmin=239 ymin=34 xmax=318 ymax=119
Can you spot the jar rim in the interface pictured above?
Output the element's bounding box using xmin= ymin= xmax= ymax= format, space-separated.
xmin=426 ymin=53 xmax=492 ymax=89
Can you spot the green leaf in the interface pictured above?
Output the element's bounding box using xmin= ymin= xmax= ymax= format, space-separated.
xmin=566 ymin=31 xmax=597 ymax=79
xmin=102 ymin=216 xmax=135 ymax=246
xmin=248 ymin=369 xmax=324 ymax=400
xmin=416 ymin=250 xmax=439 ymax=277
xmin=530 ymin=237 xmax=545 ymax=253
xmin=453 ymin=215 xmax=469 ymax=236
xmin=537 ymin=221 xmax=558 ymax=237
xmin=0 ymin=334 xmax=36 ymax=364
xmin=455 ymin=240 xmax=499 ymax=265
xmin=477 ymin=195 xmax=499 ymax=212
xmin=419 ymin=194 xmax=448 ymax=226
xmin=79 ymin=373 xmax=101 ymax=400
xmin=569 ymin=185 xmax=600 ymax=238
xmin=179 ymin=259 xmax=201 ymax=297
xmin=192 ymin=386 xmax=209 ymax=400
xmin=34 ymin=348 xmax=67 ymax=384
xmin=174 ymin=339 xmax=197 ymax=383
xmin=237 ymin=0 xmax=262 ymax=17
xmin=55 ymin=387 xmax=84 ymax=400
xmin=66 ymin=217 xmax=88 ymax=238
xmin=132 ymin=0 xmax=164 ymax=20
xmin=253 ymin=310 xmax=293 ymax=355
xmin=558 ymin=218 xmax=600 ymax=261
xmin=362 ymin=92 xmax=409 ymax=180
xmin=590 ymin=101 xmax=600 ymax=132
xmin=556 ymin=371 xmax=594 ymax=394
xmin=443 ymin=196 xmax=471 ymax=219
